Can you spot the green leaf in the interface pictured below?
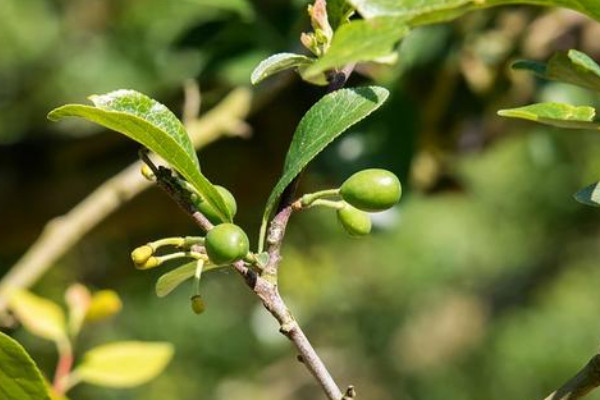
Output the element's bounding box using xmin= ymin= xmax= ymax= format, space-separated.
xmin=303 ymin=17 xmax=409 ymax=80
xmin=574 ymin=182 xmax=600 ymax=207
xmin=0 ymin=331 xmax=51 ymax=400
xmin=74 ymin=342 xmax=174 ymax=388
xmin=348 ymin=0 xmax=600 ymax=24
xmin=156 ymin=262 xmax=223 ymax=297
xmin=327 ymin=0 xmax=355 ymax=29
xmin=259 ymin=86 xmax=389 ymax=249
xmin=48 ymin=90 xmax=231 ymax=222
xmin=514 ymin=49 xmax=600 ymax=93
xmin=498 ymin=103 xmax=599 ymax=130
xmin=155 ymin=262 xmax=197 ymax=298
xmin=8 ymin=290 xmax=67 ymax=343
xmin=251 ymin=53 xmax=315 ymax=85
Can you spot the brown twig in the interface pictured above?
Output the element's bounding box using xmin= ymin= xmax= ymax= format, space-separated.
xmin=543 ymin=354 xmax=600 ymax=400
xmin=148 ymin=67 xmax=354 ymax=400
xmin=242 ymin=67 xmax=355 ymax=400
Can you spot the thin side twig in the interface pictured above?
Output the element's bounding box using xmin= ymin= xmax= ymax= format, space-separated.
xmin=152 ymin=67 xmax=354 ymax=400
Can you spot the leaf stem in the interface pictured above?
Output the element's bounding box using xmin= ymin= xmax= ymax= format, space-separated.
xmin=53 ymin=339 xmax=74 ymax=396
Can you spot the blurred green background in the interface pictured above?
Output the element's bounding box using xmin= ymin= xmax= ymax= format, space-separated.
xmin=2 ymin=0 xmax=600 ymax=399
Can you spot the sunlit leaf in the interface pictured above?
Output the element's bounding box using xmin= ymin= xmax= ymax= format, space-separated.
xmin=259 ymin=86 xmax=389 ymax=249
xmin=8 ymin=290 xmax=67 ymax=343
xmin=251 ymin=53 xmax=314 ymax=85
xmin=513 ymin=49 xmax=600 ymax=93
xmin=303 ymin=17 xmax=409 ymax=79
xmin=348 ymin=0 xmax=600 ymax=24
xmin=498 ymin=103 xmax=599 ymax=130
xmin=574 ymin=182 xmax=600 ymax=207
xmin=74 ymin=342 xmax=174 ymax=388
xmin=85 ymin=290 xmax=122 ymax=322
xmin=155 ymin=262 xmax=197 ymax=298
xmin=0 ymin=331 xmax=50 ymax=400
xmin=48 ymin=90 xmax=231 ymax=222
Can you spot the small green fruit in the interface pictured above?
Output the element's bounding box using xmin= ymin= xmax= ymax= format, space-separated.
xmin=131 ymin=245 xmax=154 ymax=266
xmin=190 ymin=295 xmax=205 ymax=314
xmin=205 ymin=223 xmax=249 ymax=265
xmin=340 ymin=169 xmax=401 ymax=212
xmin=337 ymin=204 xmax=372 ymax=237
xmin=195 ymin=186 xmax=237 ymax=223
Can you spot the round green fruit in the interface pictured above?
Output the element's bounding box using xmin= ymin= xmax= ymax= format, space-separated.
xmin=195 ymin=186 xmax=238 ymax=223
xmin=205 ymin=223 xmax=249 ymax=265
xmin=340 ymin=169 xmax=401 ymax=212
xmin=337 ymin=204 xmax=372 ymax=237
xmin=190 ymin=295 xmax=205 ymax=314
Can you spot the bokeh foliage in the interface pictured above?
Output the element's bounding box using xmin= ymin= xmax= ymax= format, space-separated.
xmin=2 ymin=1 xmax=600 ymax=400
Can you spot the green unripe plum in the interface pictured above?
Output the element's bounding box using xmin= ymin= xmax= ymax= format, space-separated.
xmin=205 ymin=223 xmax=249 ymax=265
xmin=340 ymin=169 xmax=401 ymax=212
xmin=190 ymin=295 xmax=205 ymax=314
xmin=195 ymin=186 xmax=238 ymax=223
xmin=337 ymin=204 xmax=372 ymax=237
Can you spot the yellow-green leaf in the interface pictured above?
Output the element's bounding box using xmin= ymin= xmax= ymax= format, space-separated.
xmin=251 ymin=53 xmax=315 ymax=85
xmin=498 ymin=102 xmax=599 ymax=130
xmin=8 ymin=290 xmax=67 ymax=343
xmin=303 ymin=17 xmax=409 ymax=80
xmin=349 ymin=0 xmax=600 ymax=24
xmin=513 ymin=49 xmax=600 ymax=93
xmin=74 ymin=342 xmax=174 ymax=388
xmin=48 ymin=90 xmax=231 ymax=222
xmin=155 ymin=262 xmax=197 ymax=298
xmin=0 ymin=331 xmax=51 ymax=400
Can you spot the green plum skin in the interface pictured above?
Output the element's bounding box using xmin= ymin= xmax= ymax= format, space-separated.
xmin=205 ymin=223 xmax=250 ymax=265
xmin=340 ymin=169 xmax=401 ymax=212
xmin=195 ymin=186 xmax=238 ymax=223
xmin=337 ymin=204 xmax=372 ymax=237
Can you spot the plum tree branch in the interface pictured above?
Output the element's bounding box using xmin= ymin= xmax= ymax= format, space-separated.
xmin=543 ymin=354 xmax=600 ymax=400
xmin=0 ymin=87 xmax=252 ymax=312
xmin=146 ymin=67 xmax=354 ymax=400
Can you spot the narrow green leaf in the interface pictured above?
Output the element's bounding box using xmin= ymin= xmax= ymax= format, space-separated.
xmin=259 ymin=86 xmax=389 ymax=249
xmin=155 ymin=262 xmax=197 ymax=298
xmin=74 ymin=342 xmax=174 ymax=388
xmin=574 ymin=182 xmax=600 ymax=207
xmin=498 ymin=103 xmax=599 ymax=130
xmin=156 ymin=262 xmax=223 ymax=298
xmin=303 ymin=17 xmax=409 ymax=80
xmin=251 ymin=53 xmax=315 ymax=85
xmin=0 ymin=332 xmax=51 ymax=400
xmin=349 ymin=0 xmax=600 ymax=24
xmin=8 ymin=290 xmax=67 ymax=343
xmin=514 ymin=50 xmax=600 ymax=93
xmin=48 ymin=90 xmax=231 ymax=222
